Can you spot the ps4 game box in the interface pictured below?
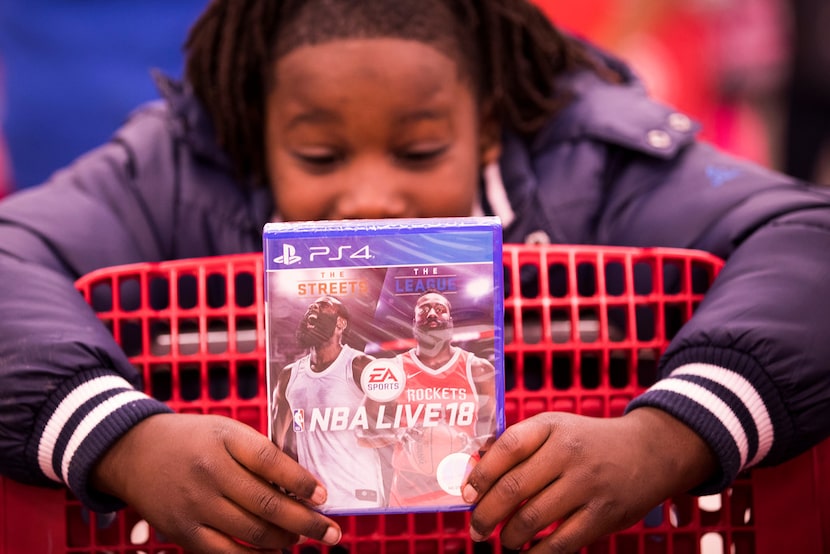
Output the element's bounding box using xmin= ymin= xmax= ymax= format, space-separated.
xmin=264 ymin=217 xmax=505 ymax=515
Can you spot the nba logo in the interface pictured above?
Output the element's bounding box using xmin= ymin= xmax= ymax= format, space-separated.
xmin=292 ymin=409 xmax=305 ymax=432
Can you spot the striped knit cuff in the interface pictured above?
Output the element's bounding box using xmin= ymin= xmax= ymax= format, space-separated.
xmin=29 ymin=369 xmax=173 ymax=512
xmin=626 ymin=362 xmax=776 ymax=494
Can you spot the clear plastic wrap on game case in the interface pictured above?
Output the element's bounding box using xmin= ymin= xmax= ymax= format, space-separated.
xmin=264 ymin=217 xmax=505 ymax=515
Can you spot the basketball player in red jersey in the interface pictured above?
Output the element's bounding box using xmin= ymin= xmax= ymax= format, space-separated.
xmin=387 ymin=290 xmax=497 ymax=508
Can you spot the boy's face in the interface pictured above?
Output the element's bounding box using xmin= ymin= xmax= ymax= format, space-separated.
xmin=265 ymin=38 xmax=500 ymax=221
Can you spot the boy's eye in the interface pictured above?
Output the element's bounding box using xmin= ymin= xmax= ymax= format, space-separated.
xmin=292 ymin=149 xmax=344 ymax=169
xmin=396 ymin=145 xmax=448 ymax=164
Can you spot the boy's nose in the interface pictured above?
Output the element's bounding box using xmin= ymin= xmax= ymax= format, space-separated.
xmin=335 ymin=172 xmax=409 ymax=219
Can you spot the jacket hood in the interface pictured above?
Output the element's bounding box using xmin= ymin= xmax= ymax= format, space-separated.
xmin=150 ymin=71 xmax=237 ymax=174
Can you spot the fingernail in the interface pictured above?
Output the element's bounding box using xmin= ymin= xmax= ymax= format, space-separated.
xmin=297 ymin=535 xmax=308 ymax=544
xmin=462 ymin=484 xmax=478 ymax=503
xmin=470 ymin=526 xmax=486 ymax=542
xmin=322 ymin=526 xmax=342 ymax=545
xmin=311 ymin=485 xmax=326 ymax=505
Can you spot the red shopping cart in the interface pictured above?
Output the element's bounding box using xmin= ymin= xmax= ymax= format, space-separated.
xmin=2 ymin=244 xmax=828 ymax=553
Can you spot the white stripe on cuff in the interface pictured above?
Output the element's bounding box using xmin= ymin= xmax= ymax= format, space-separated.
xmin=671 ymin=363 xmax=773 ymax=466
xmin=60 ymin=390 xmax=151 ymax=484
xmin=37 ymin=375 xmax=140 ymax=482
xmin=648 ymin=379 xmax=749 ymax=470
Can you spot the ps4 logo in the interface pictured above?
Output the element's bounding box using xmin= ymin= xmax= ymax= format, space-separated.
xmin=273 ymin=243 xmax=373 ymax=265
xmin=274 ymin=244 xmax=302 ymax=265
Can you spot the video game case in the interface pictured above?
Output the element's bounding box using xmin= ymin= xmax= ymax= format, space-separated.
xmin=263 ymin=217 xmax=505 ymax=515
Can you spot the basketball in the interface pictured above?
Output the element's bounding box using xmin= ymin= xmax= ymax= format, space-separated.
xmin=402 ymin=423 xmax=467 ymax=475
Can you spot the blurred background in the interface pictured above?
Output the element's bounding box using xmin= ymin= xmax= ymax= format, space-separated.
xmin=535 ymin=0 xmax=813 ymax=180
xmin=0 ymin=0 xmax=205 ymax=198
xmin=0 ymin=0 xmax=826 ymax=200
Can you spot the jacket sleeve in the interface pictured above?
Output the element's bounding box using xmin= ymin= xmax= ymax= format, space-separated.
xmin=0 ymin=110 xmax=179 ymax=512
xmin=609 ymin=140 xmax=830 ymax=493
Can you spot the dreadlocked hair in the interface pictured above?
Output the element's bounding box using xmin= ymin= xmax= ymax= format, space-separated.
xmin=185 ymin=0 xmax=618 ymax=187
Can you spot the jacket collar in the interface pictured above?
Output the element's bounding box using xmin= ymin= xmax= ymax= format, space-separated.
xmin=495 ymin=46 xmax=700 ymax=244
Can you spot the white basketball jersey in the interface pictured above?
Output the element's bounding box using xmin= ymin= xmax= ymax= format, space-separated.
xmin=285 ymin=344 xmax=385 ymax=510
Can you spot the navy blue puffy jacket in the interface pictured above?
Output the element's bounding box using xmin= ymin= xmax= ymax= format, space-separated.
xmin=2 ymin=58 xmax=830 ymax=512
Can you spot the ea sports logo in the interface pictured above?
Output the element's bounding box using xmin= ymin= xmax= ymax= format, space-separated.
xmin=361 ymin=358 xmax=406 ymax=402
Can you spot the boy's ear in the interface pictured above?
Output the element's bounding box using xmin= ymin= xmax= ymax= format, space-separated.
xmin=478 ymin=107 xmax=502 ymax=166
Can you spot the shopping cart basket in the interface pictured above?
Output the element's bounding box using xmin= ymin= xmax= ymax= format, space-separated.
xmin=2 ymin=244 xmax=828 ymax=553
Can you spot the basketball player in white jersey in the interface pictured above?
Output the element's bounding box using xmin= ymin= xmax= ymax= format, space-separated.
xmin=272 ymin=296 xmax=386 ymax=512
xmin=387 ymin=290 xmax=497 ymax=507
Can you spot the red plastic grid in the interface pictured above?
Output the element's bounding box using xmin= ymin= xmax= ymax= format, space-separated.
xmin=1 ymin=244 xmax=826 ymax=553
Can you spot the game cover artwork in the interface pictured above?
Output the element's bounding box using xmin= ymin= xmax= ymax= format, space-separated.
xmin=264 ymin=217 xmax=504 ymax=515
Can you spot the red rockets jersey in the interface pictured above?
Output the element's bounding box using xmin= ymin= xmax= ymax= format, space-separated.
xmin=394 ymin=347 xmax=478 ymax=435
xmin=389 ymin=346 xmax=480 ymax=507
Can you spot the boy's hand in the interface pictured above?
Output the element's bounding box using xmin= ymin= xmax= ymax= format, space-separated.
xmin=91 ymin=413 xmax=342 ymax=553
xmin=462 ymin=408 xmax=717 ymax=552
